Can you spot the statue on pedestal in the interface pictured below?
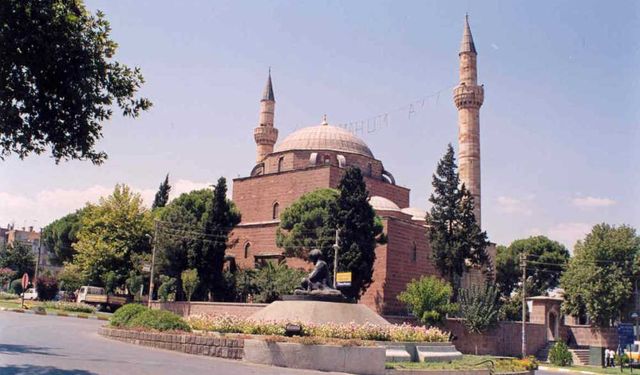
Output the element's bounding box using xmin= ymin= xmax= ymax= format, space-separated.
xmin=295 ymin=249 xmax=342 ymax=296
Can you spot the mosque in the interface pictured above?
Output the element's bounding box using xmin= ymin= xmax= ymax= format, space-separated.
xmin=228 ymin=16 xmax=494 ymax=314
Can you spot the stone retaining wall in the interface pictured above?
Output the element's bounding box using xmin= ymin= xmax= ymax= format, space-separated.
xmin=99 ymin=327 xmax=243 ymax=360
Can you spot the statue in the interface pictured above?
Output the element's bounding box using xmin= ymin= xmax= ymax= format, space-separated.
xmin=295 ymin=249 xmax=341 ymax=296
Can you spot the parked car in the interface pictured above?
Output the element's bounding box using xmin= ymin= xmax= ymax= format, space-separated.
xmin=76 ymin=286 xmax=129 ymax=311
xmin=54 ymin=291 xmax=75 ymax=302
xmin=22 ymin=288 xmax=38 ymax=301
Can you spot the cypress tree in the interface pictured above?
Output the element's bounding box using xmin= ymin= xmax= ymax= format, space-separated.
xmin=197 ymin=177 xmax=240 ymax=300
xmin=152 ymin=174 xmax=171 ymax=209
xmin=426 ymin=144 xmax=489 ymax=297
xmin=335 ymin=167 xmax=382 ymax=300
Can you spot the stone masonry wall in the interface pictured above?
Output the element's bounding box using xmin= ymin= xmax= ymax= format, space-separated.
xmin=99 ymin=327 xmax=244 ymax=360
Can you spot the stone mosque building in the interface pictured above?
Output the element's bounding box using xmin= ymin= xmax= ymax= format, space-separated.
xmin=228 ymin=16 xmax=493 ymax=314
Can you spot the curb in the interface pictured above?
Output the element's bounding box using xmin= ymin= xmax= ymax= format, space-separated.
xmin=539 ymin=366 xmax=600 ymax=375
xmin=0 ymin=307 xmax=110 ymax=321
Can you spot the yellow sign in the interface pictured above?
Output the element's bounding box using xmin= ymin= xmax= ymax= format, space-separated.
xmin=336 ymin=272 xmax=352 ymax=287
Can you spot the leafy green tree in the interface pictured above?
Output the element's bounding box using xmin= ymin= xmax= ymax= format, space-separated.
xmin=152 ymin=174 xmax=171 ymax=209
xmin=397 ymin=276 xmax=455 ymax=325
xmin=335 ymin=167 xmax=384 ymax=300
xmin=72 ymin=184 xmax=153 ymax=288
xmin=0 ymin=242 xmax=35 ymax=278
xmin=548 ymin=341 xmax=573 ymax=366
xmin=561 ymin=224 xmax=640 ymax=327
xmin=196 ymin=177 xmax=241 ymax=300
xmin=0 ymin=267 xmax=15 ymax=291
xmin=0 ymin=0 xmax=151 ymax=163
xmin=458 ymin=284 xmax=500 ymax=334
xmin=498 ymin=290 xmax=527 ymax=322
xmin=426 ymin=144 xmax=489 ymax=296
xmin=42 ymin=209 xmax=85 ymax=265
xmin=126 ymin=272 xmax=144 ymax=296
xmin=181 ymin=268 xmax=199 ymax=302
xmin=276 ymin=189 xmax=339 ymax=260
xmin=497 ymin=236 xmax=569 ymax=298
xmin=58 ymin=264 xmax=85 ymax=292
xmin=234 ymin=262 xmax=306 ymax=303
xmin=157 ymin=275 xmax=176 ymax=302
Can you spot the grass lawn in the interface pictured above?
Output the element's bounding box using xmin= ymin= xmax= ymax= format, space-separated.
xmin=386 ymin=355 xmax=533 ymax=373
xmin=544 ymin=364 xmax=639 ymax=375
xmin=0 ymin=299 xmax=111 ymax=318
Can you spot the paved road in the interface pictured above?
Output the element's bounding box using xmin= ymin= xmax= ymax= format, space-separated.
xmin=0 ymin=311 xmax=348 ymax=375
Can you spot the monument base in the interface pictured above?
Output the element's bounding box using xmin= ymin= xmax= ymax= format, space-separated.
xmin=282 ymin=293 xmax=350 ymax=303
xmin=248 ymin=300 xmax=391 ymax=326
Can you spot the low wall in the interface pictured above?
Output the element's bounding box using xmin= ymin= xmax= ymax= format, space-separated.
xmin=149 ymin=301 xmax=267 ymax=318
xmin=444 ymin=319 xmax=547 ymax=357
xmin=562 ymin=325 xmax=618 ymax=348
xmin=99 ymin=327 xmax=243 ymax=360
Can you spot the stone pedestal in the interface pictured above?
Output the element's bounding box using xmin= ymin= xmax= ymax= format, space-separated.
xmin=248 ymin=300 xmax=391 ymax=326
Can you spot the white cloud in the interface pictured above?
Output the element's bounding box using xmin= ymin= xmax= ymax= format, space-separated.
xmin=0 ymin=179 xmax=213 ymax=229
xmin=496 ymin=195 xmax=534 ymax=216
xmin=571 ymin=196 xmax=616 ymax=208
xmin=491 ymin=43 xmax=500 ymax=50
xmin=528 ymin=222 xmax=593 ymax=252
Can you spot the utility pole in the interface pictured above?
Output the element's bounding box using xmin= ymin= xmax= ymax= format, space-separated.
xmin=147 ymin=221 xmax=159 ymax=308
xmin=521 ymin=252 xmax=527 ymax=358
xmin=332 ymin=229 xmax=340 ymax=288
xmin=33 ymin=227 xmax=43 ymax=287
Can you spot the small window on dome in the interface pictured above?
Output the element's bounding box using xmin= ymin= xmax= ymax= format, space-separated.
xmin=323 ymin=155 xmax=331 ymax=165
xmin=272 ymin=202 xmax=280 ymax=220
xmin=367 ymin=163 xmax=373 ymax=177
xmin=244 ymin=242 xmax=251 ymax=259
xmin=411 ymin=241 xmax=417 ymax=263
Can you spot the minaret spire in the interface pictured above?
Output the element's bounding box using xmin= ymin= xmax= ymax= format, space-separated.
xmin=254 ymin=69 xmax=278 ymax=162
xmin=454 ymin=15 xmax=484 ymax=227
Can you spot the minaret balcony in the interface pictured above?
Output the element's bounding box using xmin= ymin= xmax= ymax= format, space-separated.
xmin=254 ymin=126 xmax=278 ymax=144
xmin=454 ymin=84 xmax=484 ymax=109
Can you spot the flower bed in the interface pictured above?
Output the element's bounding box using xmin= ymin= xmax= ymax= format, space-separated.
xmin=186 ymin=313 xmax=449 ymax=342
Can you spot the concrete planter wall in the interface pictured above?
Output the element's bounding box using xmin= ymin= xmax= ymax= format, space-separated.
xmin=243 ymin=339 xmax=386 ymax=375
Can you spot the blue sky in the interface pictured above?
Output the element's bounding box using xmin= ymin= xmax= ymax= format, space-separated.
xmin=0 ymin=0 xmax=638 ymax=250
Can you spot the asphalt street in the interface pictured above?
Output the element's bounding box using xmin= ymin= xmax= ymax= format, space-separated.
xmin=0 ymin=311 xmax=348 ymax=375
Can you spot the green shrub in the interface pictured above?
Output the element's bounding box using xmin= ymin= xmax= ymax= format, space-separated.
xmin=157 ymin=276 xmax=176 ymax=302
xmin=615 ymin=353 xmax=630 ymax=367
xmin=0 ymin=291 xmax=19 ymax=300
xmin=397 ymin=276 xmax=454 ymax=325
xmin=548 ymin=341 xmax=573 ymax=366
xmin=41 ymin=301 xmax=97 ymax=313
xmin=10 ymin=279 xmax=23 ymax=295
xmin=458 ymin=284 xmax=499 ymax=334
xmin=110 ymin=303 xmax=148 ymax=327
xmin=129 ymin=309 xmax=190 ymax=332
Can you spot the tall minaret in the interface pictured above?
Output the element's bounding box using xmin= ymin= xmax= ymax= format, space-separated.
xmin=254 ymin=69 xmax=278 ymax=162
xmin=454 ymin=15 xmax=484 ymax=227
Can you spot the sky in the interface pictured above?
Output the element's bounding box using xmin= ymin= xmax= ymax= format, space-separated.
xmin=0 ymin=0 xmax=638 ymax=251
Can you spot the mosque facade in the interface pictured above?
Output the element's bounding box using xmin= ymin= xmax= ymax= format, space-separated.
xmin=228 ymin=17 xmax=493 ymax=314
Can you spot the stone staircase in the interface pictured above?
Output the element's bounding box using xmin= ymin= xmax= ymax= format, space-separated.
xmin=536 ymin=341 xmax=555 ymax=362
xmin=569 ymin=348 xmax=590 ymax=366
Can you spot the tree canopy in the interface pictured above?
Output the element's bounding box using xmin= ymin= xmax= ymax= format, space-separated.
xmin=495 ymin=236 xmax=569 ymax=298
xmin=152 ymin=174 xmax=171 ymax=209
xmin=72 ymin=184 xmax=153 ymax=288
xmin=561 ymin=223 xmax=640 ymax=327
xmin=41 ymin=208 xmax=86 ymax=265
xmin=276 ymin=188 xmax=339 ymax=260
xmin=397 ymin=275 xmax=455 ymax=325
xmin=426 ymin=144 xmax=489 ymax=294
xmin=0 ymin=241 xmax=35 ymax=278
xmin=0 ymin=0 xmax=151 ymax=163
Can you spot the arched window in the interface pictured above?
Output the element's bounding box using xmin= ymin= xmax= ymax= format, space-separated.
xmin=277 ymin=157 xmax=284 ymax=173
xmin=323 ymin=154 xmax=331 ymax=165
xmin=244 ymin=242 xmax=251 ymax=259
xmin=367 ymin=163 xmax=373 ymax=177
xmin=272 ymin=202 xmax=280 ymax=220
xmin=411 ymin=241 xmax=417 ymax=262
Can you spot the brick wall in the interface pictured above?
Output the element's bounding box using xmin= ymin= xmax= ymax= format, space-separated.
xmin=561 ymin=325 xmax=618 ymax=348
xmin=99 ymin=327 xmax=244 ymax=359
xmin=149 ymin=301 xmax=266 ymax=318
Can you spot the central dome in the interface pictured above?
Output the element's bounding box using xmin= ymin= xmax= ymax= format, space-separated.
xmin=274 ymin=123 xmax=374 ymax=158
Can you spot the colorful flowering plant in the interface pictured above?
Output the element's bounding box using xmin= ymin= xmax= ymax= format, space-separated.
xmin=186 ymin=314 xmax=449 ymax=343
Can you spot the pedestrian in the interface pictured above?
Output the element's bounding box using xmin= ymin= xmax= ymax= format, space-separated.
xmin=605 ymin=349 xmax=612 ymax=367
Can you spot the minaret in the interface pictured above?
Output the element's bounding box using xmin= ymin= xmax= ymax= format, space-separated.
xmin=454 ymin=15 xmax=484 ymax=227
xmin=254 ymin=69 xmax=278 ymax=162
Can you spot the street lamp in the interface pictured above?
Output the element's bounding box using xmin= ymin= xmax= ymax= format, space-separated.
xmin=145 ymin=225 xmax=158 ymax=308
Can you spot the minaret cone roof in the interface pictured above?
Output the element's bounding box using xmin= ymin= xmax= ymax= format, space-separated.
xmin=460 ymin=14 xmax=477 ymax=54
xmin=262 ymin=69 xmax=275 ymax=101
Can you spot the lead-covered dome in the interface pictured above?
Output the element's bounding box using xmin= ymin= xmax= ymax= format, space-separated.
xmin=274 ymin=122 xmax=374 ymax=158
